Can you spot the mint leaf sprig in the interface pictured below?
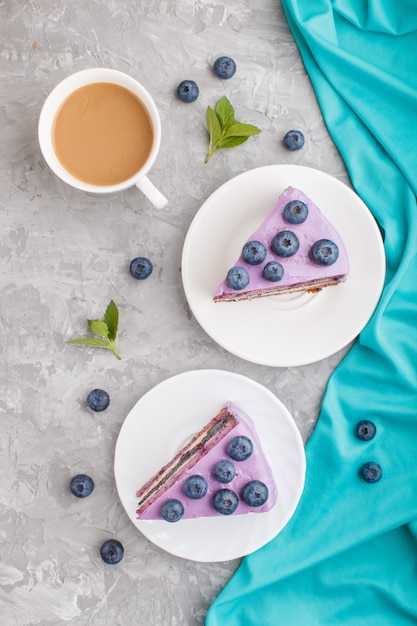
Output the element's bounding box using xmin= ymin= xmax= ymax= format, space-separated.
xmin=66 ymin=299 xmax=121 ymax=360
xmin=205 ymin=96 xmax=261 ymax=163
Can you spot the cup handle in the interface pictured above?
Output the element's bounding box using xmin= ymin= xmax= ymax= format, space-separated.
xmin=135 ymin=175 xmax=168 ymax=208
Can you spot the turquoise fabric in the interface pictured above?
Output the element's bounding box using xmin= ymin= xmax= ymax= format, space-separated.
xmin=206 ymin=1 xmax=417 ymax=624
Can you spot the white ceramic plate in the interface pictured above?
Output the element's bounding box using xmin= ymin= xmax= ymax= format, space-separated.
xmin=181 ymin=165 xmax=386 ymax=367
xmin=114 ymin=369 xmax=306 ymax=562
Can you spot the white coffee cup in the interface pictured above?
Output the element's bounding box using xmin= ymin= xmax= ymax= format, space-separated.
xmin=38 ymin=68 xmax=167 ymax=208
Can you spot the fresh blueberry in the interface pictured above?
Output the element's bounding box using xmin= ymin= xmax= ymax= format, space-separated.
xmin=354 ymin=420 xmax=377 ymax=441
xmin=161 ymin=499 xmax=184 ymax=522
xmin=87 ymin=389 xmax=110 ymax=412
xmin=70 ymin=474 xmax=94 ymax=498
xmin=213 ymin=56 xmax=236 ymax=79
xmin=183 ymin=475 xmax=208 ymax=499
xmin=226 ymin=266 xmax=250 ymax=291
xmin=283 ymin=129 xmax=305 ymax=151
xmin=242 ymin=240 xmax=267 ymax=265
xmin=100 ymin=539 xmax=124 ymax=565
xmin=213 ymin=460 xmax=236 ymax=483
xmin=241 ymin=480 xmax=269 ymax=507
xmin=310 ymin=239 xmax=339 ymax=266
xmin=271 ymin=230 xmax=300 ymax=257
xmin=129 ymin=256 xmax=153 ymax=280
xmin=262 ymin=261 xmax=284 ymax=282
xmin=213 ymin=489 xmax=239 ymax=515
xmin=359 ymin=462 xmax=382 ymax=483
xmin=283 ymin=200 xmax=309 ymax=224
xmin=177 ymin=80 xmax=199 ymax=103
xmin=227 ymin=436 xmax=253 ymax=461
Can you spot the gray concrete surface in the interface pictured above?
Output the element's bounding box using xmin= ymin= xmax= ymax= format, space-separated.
xmin=1 ymin=1 xmax=350 ymax=624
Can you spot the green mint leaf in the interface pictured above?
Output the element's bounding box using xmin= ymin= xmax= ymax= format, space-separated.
xmin=66 ymin=300 xmax=121 ymax=359
xmin=205 ymin=106 xmax=222 ymax=163
xmin=215 ymin=96 xmax=234 ymax=130
xmin=205 ymin=97 xmax=261 ymax=162
xmin=104 ymin=299 xmax=119 ymax=341
xmin=66 ymin=338 xmax=110 ymax=349
xmin=225 ymin=122 xmax=262 ymax=137
xmin=217 ymin=135 xmax=251 ymax=149
xmin=88 ymin=319 xmax=109 ymax=338
xmin=206 ymin=105 xmax=222 ymax=159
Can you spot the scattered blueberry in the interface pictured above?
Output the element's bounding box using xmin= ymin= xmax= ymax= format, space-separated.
xmin=100 ymin=539 xmax=124 ymax=565
xmin=183 ymin=475 xmax=208 ymax=499
xmin=241 ymin=480 xmax=269 ymax=507
xmin=213 ymin=56 xmax=236 ymax=79
xmin=354 ymin=420 xmax=377 ymax=441
xmin=227 ymin=436 xmax=253 ymax=461
xmin=283 ymin=129 xmax=305 ymax=151
xmin=70 ymin=474 xmax=94 ymax=498
xmin=283 ymin=200 xmax=309 ymax=224
xmin=161 ymin=499 xmax=184 ymax=522
xmin=87 ymin=389 xmax=110 ymax=412
xmin=262 ymin=261 xmax=284 ymax=282
xmin=271 ymin=230 xmax=300 ymax=257
xmin=359 ymin=462 xmax=382 ymax=483
xmin=213 ymin=489 xmax=239 ymax=515
xmin=226 ymin=266 xmax=250 ymax=291
xmin=242 ymin=240 xmax=267 ymax=265
xmin=177 ymin=80 xmax=199 ymax=103
xmin=129 ymin=256 xmax=153 ymax=280
xmin=213 ymin=460 xmax=236 ymax=484
xmin=310 ymin=239 xmax=339 ymax=266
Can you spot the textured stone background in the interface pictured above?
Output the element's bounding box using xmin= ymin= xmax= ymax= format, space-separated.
xmin=0 ymin=1 xmax=350 ymax=624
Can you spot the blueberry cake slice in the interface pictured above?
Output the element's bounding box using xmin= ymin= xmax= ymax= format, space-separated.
xmin=213 ymin=186 xmax=349 ymax=302
xmin=136 ymin=402 xmax=277 ymax=522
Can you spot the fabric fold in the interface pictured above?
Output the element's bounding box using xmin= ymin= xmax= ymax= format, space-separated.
xmin=206 ymin=1 xmax=417 ymax=623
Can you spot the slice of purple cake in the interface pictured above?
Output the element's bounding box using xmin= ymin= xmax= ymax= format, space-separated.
xmin=136 ymin=402 xmax=277 ymax=522
xmin=214 ymin=186 xmax=349 ymax=302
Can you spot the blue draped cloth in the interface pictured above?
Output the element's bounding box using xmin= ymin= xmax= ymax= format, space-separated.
xmin=206 ymin=1 xmax=417 ymax=623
